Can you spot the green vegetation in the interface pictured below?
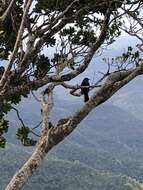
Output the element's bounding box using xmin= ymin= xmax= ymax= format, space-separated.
xmin=1 ymin=92 xmax=143 ymax=189
xmin=1 ymin=143 xmax=143 ymax=190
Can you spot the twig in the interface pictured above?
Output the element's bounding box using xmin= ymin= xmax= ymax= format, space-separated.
xmin=32 ymin=121 xmax=42 ymax=130
xmin=11 ymin=106 xmax=40 ymax=137
xmin=31 ymin=91 xmax=40 ymax=102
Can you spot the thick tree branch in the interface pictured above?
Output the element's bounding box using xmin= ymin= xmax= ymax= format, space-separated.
xmin=16 ymin=1 xmax=82 ymax=74
xmin=44 ymin=63 xmax=143 ymax=151
xmin=5 ymin=84 xmax=54 ymax=190
xmin=0 ymin=0 xmax=16 ymax=25
xmin=0 ymin=0 xmax=33 ymax=90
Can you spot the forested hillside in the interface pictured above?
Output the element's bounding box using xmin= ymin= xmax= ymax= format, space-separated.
xmin=1 ymin=90 xmax=143 ymax=189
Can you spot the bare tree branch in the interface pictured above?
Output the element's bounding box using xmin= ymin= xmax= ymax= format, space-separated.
xmin=11 ymin=106 xmax=40 ymax=137
xmin=5 ymin=85 xmax=54 ymax=190
xmin=0 ymin=0 xmax=16 ymax=25
xmin=0 ymin=0 xmax=33 ymax=90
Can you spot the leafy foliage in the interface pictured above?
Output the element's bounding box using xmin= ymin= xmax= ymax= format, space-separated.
xmin=0 ymin=136 xmax=6 ymax=148
xmin=115 ymin=47 xmax=142 ymax=68
xmin=0 ymin=103 xmax=11 ymax=148
xmin=17 ymin=126 xmax=37 ymax=146
xmin=32 ymin=54 xmax=51 ymax=79
xmin=34 ymin=0 xmax=123 ymax=15
xmin=107 ymin=20 xmax=122 ymax=44
xmin=0 ymin=0 xmax=23 ymax=60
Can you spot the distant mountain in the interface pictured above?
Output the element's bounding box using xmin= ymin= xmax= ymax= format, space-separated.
xmin=110 ymin=90 xmax=143 ymax=121
xmin=2 ymin=90 xmax=143 ymax=189
xmin=1 ymin=143 xmax=143 ymax=190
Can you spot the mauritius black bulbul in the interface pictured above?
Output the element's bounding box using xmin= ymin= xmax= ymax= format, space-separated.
xmin=81 ymin=78 xmax=90 ymax=102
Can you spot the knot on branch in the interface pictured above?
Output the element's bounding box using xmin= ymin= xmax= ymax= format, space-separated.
xmin=40 ymin=84 xmax=55 ymax=116
xmin=57 ymin=118 xmax=70 ymax=127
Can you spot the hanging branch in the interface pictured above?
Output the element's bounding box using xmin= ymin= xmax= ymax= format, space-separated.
xmin=11 ymin=106 xmax=40 ymax=138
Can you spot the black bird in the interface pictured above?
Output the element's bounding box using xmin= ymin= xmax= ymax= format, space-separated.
xmin=81 ymin=78 xmax=90 ymax=102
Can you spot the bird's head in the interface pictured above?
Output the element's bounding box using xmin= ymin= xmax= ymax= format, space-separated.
xmin=83 ymin=78 xmax=90 ymax=82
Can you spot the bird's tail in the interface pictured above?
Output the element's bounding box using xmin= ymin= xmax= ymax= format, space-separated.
xmin=84 ymin=93 xmax=89 ymax=102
